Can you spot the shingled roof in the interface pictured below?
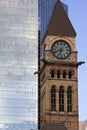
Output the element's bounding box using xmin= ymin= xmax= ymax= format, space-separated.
xmin=42 ymin=0 xmax=76 ymax=43
xmin=41 ymin=122 xmax=67 ymax=130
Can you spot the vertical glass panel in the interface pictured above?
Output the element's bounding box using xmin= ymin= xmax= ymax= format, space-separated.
xmin=0 ymin=0 xmax=38 ymax=130
xmin=38 ymin=0 xmax=56 ymax=41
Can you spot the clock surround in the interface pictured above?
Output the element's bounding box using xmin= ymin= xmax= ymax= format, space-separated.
xmin=51 ymin=40 xmax=71 ymax=59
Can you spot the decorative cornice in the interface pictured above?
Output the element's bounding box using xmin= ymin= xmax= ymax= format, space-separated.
xmin=40 ymin=59 xmax=85 ymax=74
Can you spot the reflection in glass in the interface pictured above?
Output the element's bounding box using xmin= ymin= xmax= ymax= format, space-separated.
xmin=0 ymin=0 xmax=38 ymax=129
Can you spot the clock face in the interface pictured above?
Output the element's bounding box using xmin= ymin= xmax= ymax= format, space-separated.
xmin=52 ymin=40 xmax=71 ymax=59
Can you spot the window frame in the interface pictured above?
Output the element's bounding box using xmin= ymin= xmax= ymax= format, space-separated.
xmin=51 ymin=85 xmax=56 ymax=111
xmin=67 ymin=86 xmax=72 ymax=112
xmin=59 ymin=86 xmax=64 ymax=112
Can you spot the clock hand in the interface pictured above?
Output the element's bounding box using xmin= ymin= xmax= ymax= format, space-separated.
xmin=53 ymin=49 xmax=58 ymax=53
xmin=53 ymin=47 xmax=61 ymax=52
xmin=58 ymin=48 xmax=63 ymax=54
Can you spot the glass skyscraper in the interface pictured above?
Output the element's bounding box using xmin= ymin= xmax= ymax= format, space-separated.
xmin=0 ymin=0 xmax=38 ymax=130
xmin=39 ymin=0 xmax=68 ymax=41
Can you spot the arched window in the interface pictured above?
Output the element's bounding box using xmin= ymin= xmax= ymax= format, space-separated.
xmin=69 ymin=71 xmax=72 ymax=79
xmin=51 ymin=86 xmax=56 ymax=111
xmin=59 ymin=86 xmax=64 ymax=112
xmin=63 ymin=70 xmax=66 ymax=79
xmin=67 ymin=86 xmax=72 ymax=112
xmin=51 ymin=70 xmax=55 ymax=78
xmin=57 ymin=70 xmax=60 ymax=78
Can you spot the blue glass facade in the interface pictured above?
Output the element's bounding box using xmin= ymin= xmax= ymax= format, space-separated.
xmin=0 ymin=0 xmax=38 ymax=130
xmin=39 ymin=0 xmax=68 ymax=41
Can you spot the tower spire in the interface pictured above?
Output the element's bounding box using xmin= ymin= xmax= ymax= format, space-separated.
xmin=56 ymin=0 xmax=60 ymax=4
xmin=42 ymin=0 xmax=76 ymax=43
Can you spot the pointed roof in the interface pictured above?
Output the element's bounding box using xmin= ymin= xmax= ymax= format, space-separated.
xmin=42 ymin=0 xmax=76 ymax=43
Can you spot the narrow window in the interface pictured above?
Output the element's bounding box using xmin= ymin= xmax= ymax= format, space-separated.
xmin=51 ymin=70 xmax=54 ymax=78
xmin=59 ymin=86 xmax=64 ymax=112
xmin=63 ymin=70 xmax=66 ymax=79
xmin=67 ymin=86 xmax=72 ymax=112
xmin=69 ymin=71 xmax=72 ymax=79
xmin=43 ymin=44 xmax=46 ymax=59
xmin=51 ymin=86 xmax=56 ymax=111
xmin=57 ymin=70 xmax=60 ymax=78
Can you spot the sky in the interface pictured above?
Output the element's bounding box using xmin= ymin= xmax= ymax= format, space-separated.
xmin=62 ymin=0 xmax=87 ymax=121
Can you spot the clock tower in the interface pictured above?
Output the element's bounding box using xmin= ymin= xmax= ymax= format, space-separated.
xmin=40 ymin=0 xmax=84 ymax=130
